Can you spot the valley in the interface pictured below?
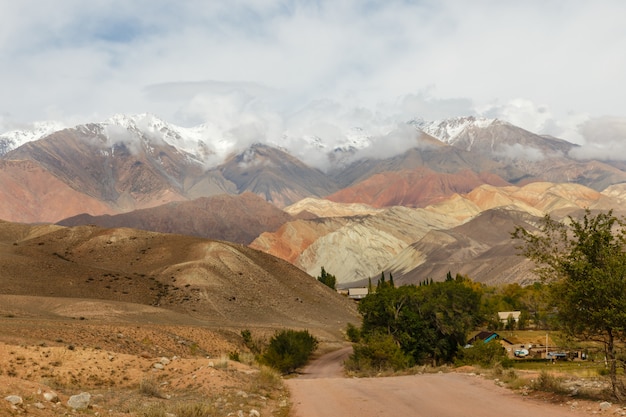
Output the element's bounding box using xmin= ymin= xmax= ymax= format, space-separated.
xmin=2 ymin=114 xmax=626 ymax=415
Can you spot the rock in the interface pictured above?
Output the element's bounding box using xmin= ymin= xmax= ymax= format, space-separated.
xmin=249 ymin=410 xmax=260 ymax=417
xmin=4 ymin=395 xmax=22 ymax=405
xmin=34 ymin=402 xmax=45 ymax=409
xmin=153 ymin=363 xmax=165 ymax=370
xmin=159 ymin=357 xmax=171 ymax=365
xmin=599 ymin=401 xmax=612 ymax=411
xmin=67 ymin=392 xmax=91 ymax=410
xmin=43 ymin=391 xmax=59 ymax=402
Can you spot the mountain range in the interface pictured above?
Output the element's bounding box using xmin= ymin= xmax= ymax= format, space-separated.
xmin=3 ymin=114 xmax=626 ymax=287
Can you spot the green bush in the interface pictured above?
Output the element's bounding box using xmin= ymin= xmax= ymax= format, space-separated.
xmin=345 ymin=332 xmax=412 ymax=373
xmin=455 ymin=340 xmax=511 ymax=368
xmin=346 ymin=322 xmax=361 ymax=343
xmin=241 ymin=329 xmax=263 ymax=355
xmin=259 ymin=329 xmax=319 ymax=374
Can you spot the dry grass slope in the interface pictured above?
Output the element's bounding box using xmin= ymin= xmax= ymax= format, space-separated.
xmin=0 ymin=220 xmax=359 ymax=416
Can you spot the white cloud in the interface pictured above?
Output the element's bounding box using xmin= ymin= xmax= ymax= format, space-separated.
xmin=0 ymin=0 xmax=625 ymax=156
xmin=570 ymin=117 xmax=626 ymax=161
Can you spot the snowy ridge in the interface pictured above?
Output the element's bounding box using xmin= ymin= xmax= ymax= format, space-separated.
xmin=412 ymin=116 xmax=498 ymax=143
xmin=1 ymin=113 xmax=507 ymax=166
xmin=100 ymin=113 xmax=238 ymax=165
xmin=0 ymin=121 xmax=66 ymax=155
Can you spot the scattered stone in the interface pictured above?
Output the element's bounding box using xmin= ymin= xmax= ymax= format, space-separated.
xmin=208 ymin=361 xmax=215 ymax=367
xmin=34 ymin=402 xmax=45 ymax=409
xmin=249 ymin=409 xmax=260 ymax=417
xmin=43 ymin=391 xmax=59 ymax=402
xmin=153 ymin=363 xmax=165 ymax=370
xmin=159 ymin=357 xmax=171 ymax=365
xmin=599 ymin=401 xmax=612 ymax=411
xmin=237 ymin=391 xmax=248 ymax=398
xmin=237 ymin=410 xmax=245 ymax=417
xmin=4 ymin=395 xmax=22 ymax=405
xmin=67 ymin=392 xmax=91 ymax=410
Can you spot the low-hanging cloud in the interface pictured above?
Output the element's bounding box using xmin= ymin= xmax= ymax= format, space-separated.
xmin=569 ymin=117 xmax=626 ymax=161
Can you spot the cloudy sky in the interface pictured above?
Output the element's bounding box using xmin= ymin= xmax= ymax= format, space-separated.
xmin=1 ymin=0 xmax=625 ymax=155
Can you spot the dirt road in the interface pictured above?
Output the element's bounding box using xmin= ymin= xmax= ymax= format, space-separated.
xmin=287 ymin=347 xmax=598 ymax=417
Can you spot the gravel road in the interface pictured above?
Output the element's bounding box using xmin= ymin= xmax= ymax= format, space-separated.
xmin=286 ymin=347 xmax=598 ymax=417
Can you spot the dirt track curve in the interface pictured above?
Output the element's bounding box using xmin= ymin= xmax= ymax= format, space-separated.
xmin=286 ymin=347 xmax=597 ymax=417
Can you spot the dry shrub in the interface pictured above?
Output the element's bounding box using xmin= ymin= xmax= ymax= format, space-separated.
xmin=532 ymin=370 xmax=568 ymax=394
xmin=140 ymin=404 xmax=168 ymax=417
xmin=139 ymin=378 xmax=164 ymax=398
xmin=173 ymin=402 xmax=217 ymax=417
xmin=248 ymin=365 xmax=283 ymax=397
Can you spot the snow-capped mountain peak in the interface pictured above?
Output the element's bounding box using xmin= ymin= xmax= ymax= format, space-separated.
xmin=0 ymin=121 xmax=66 ymax=155
xmin=412 ymin=116 xmax=499 ymax=143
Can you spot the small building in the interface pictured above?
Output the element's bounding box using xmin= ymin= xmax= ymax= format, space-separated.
xmin=347 ymin=287 xmax=369 ymax=300
xmin=498 ymin=311 xmax=521 ymax=324
xmin=466 ymin=331 xmax=513 ymax=346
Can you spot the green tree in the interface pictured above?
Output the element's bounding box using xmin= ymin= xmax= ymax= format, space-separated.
xmin=513 ymin=210 xmax=626 ymax=400
xmin=356 ymin=277 xmax=482 ymax=367
xmin=317 ymin=266 xmax=337 ymax=290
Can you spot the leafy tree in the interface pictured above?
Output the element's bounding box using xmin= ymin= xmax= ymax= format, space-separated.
xmin=356 ymin=276 xmax=482 ymax=368
xmin=317 ymin=266 xmax=337 ymax=290
xmin=513 ymin=210 xmax=626 ymax=400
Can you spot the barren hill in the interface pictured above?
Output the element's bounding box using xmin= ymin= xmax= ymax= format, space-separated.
xmin=0 ymin=220 xmax=361 ymax=416
xmin=252 ymin=182 xmax=626 ymax=287
xmin=0 ymin=221 xmax=358 ymax=338
xmin=57 ymin=192 xmax=294 ymax=244
xmin=326 ymin=167 xmax=510 ymax=208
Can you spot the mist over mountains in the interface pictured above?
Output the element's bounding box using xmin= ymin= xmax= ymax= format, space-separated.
xmin=3 ymin=113 xmax=626 ymax=287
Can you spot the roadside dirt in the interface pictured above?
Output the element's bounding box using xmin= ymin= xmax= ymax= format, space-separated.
xmin=287 ymin=349 xmax=621 ymax=417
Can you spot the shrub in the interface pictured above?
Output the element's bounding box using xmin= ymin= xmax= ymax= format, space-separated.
xmin=259 ymin=329 xmax=319 ymax=374
xmin=139 ymin=378 xmax=164 ymax=398
xmin=531 ymin=370 xmax=567 ymax=394
xmin=346 ymin=323 xmax=361 ymax=343
xmin=454 ymin=340 xmax=511 ymax=368
xmin=173 ymin=402 xmax=216 ymax=417
xmin=241 ymin=329 xmax=263 ymax=355
xmin=248 ymin=365 xmax=283 ymax=396
xmin=345 ymin=332 xmax=412 ymax=373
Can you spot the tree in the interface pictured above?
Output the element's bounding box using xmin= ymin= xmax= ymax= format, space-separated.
xmin=317 ymin=266 xmax=337 ymax=290
xmin=512 ymin=210 xmax=626 ymax=400
xmin=356 ymin=276 xmax=482 ymax=367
